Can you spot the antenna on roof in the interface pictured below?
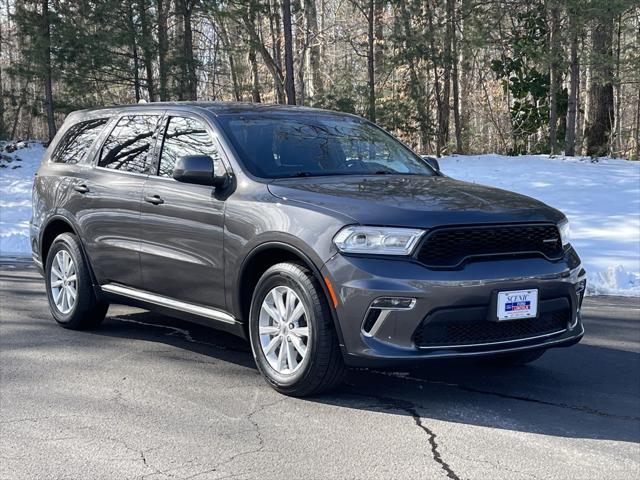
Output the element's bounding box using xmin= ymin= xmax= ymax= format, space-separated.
xmin=138 ymin=99 xmax=148 ymax=104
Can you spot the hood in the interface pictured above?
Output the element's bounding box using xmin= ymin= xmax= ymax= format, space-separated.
xmin=267 ymin=175 xmax=564 ymax=228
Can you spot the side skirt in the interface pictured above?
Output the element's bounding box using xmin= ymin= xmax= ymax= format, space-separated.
xmin=100 ymin=283 xmax=246 ymax=339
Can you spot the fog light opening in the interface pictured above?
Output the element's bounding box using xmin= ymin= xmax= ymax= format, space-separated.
xmin=362 ymin=297 xmax=416 ymax=338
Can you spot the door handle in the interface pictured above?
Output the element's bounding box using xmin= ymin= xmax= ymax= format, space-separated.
xmin=144 ymin=194 xmax=164 ymax=205
xmin=74 ymin=184 xmax=90 ymax=194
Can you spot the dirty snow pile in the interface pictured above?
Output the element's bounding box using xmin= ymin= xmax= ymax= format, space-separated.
xmin=1 ymin=142 xmax=639 ymax=296
xmin=440 ymin=154 xmax=640 ymax=296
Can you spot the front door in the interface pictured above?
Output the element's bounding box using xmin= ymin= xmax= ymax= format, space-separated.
xmin=139 ymin=114 xmax=228 ymax=310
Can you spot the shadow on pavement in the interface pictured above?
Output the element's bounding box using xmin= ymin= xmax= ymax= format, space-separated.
xmin=85 ymin=305 xmax=640 ymax=444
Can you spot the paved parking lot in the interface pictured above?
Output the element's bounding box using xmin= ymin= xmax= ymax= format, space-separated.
xmin=1 ymin=259 xmax=639 ymax=479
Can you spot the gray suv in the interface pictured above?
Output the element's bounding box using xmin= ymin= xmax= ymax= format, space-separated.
xmin=31 ymin=102 xmax=586 ymax=396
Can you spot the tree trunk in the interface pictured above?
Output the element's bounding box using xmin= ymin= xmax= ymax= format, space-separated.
xmin=548 ymin=1 xmax=561 ymax=154
xmin=366 ymin=0 xmax=375 ymax=121
xmin=41 ymin=0 xmax=56 ymax=142
xmin=157 ymin=0 xmax=169 ymax=101
xmin=459 ymin=0 xmax=471 ymax=152
xmin=182 ymin=0 xmax=197 ymax=100
xmin=138 ymin=0 xmax=156 ymax=101
xmin=0 ymin=6 xmax=5 ymax=140
xmin=249 ymin=47 xmax=262 ymax=103
xmin=448 ymin=0 xmax=462 ymax=153
xmin=398 ymin=0 xmax=430 ymax=151
xmin=10 ymin=81 xmax=30 ymax=140
xmin=565 ymin=15 xmax=579 ymax=156
xmin=613 ymin=14 xmax=622 ymax=156
xmin=304 ymin=0 xmax=324 ymax=100
xmin=282 ymin=0 xmax=296 ymax=104
xmin=585 ymin=14 xmax=615 ymax=157
xmin=636 ymin=18 xmax=640 ymax=160
xmin=215 ymin=16 xmax=241 ymax=101
xmin=439 ymin=0 xmax=452 ymax=154
xmin=426 ymin=0 xmax=445 ymax=155
xmin=128 ymin=1 xmax=142 ymax=102
xmin=270 ymin=0 xmax=284 ymax=89
xmin=635 ymin=84 xmax=640 ymax=160
xmin=374 ymin=0 xmax=384 ymax=84
xmin=247 ymin=0 xmax=262 ymax=103
xmin=294 ymin=0 xmax=306 ymax=105
xmin=241 ymin=14 xmax=285 ymax=103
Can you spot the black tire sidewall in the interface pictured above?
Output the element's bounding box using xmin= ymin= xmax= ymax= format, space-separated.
xmin=249 ymin=265 xmax=322 ymax=389
xmin=44 ymin=233 xmax=94 ymax=327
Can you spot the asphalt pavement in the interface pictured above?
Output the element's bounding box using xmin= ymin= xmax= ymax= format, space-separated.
xmin=1 ymin=259 xmax=639 ymax=480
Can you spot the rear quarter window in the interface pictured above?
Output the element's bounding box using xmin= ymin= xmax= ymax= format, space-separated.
xmin=51 ymin=118 xmax=109 ymax=164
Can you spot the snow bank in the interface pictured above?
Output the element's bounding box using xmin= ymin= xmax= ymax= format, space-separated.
xmin=439 ymin=154 xmax=640 ymax=296
xmin=1 ymin=144 xmax=638 ymax=295
xmin=0 ymin=142 xmax=46 ymax=256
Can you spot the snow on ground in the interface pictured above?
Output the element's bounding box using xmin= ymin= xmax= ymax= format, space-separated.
xmin=440 ymin=154 xmax=640 ymax=296
xmin=0 ymin=142 xmax=45 ymax=256
xmin=0 ymin=142 xmax=638 ymax=295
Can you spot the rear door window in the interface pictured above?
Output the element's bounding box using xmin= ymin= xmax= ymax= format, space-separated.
xmin=98 ymin=115 xmax=161 ymax=173
xmin=158 ymin=116 xmax=225 ymax=178
xmin=51 ymin=118 xmax=108 ymax=164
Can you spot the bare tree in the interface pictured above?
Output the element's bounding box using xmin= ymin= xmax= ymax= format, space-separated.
xmin=565 ymin=11 xmax=580 ymax=156
xmin=41 ymin=0 xmax=56 ymax=141
xmin=282 ymin=0 xmax=296 ymax=104
xmin=548 ymin=1 xmax=561 ymax=155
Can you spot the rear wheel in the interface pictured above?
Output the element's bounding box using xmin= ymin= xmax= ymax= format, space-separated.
xmin=485 ymin=348 xmax=546 ymax=366
xmin=45 ymin=233 xmax=108 ymax=330
xmin=249 ymin=262 xmax=345 ymax=397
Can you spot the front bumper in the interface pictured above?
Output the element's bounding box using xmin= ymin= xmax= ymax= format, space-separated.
xmin=322 ymin=249 xmax=586 ymax=367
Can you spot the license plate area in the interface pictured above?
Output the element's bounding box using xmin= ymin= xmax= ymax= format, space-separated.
xmin=497 ymin=289 xmax=538 ymax=321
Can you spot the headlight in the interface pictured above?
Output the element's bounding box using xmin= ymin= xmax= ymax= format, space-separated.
xmin=333 ymin=226 xmax=425 ymax=255
xmin=558 ymin=219 xmax=571 ymax=248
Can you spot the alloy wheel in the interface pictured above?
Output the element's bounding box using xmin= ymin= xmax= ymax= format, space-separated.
xmin=258 ymin=286 xmax=310 ymax=375
xmin=49 ymin=249 xmax=78 ymax=314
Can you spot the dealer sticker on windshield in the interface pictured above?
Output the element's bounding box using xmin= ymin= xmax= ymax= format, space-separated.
xmin=497 ymin=289 xmax=538 ymax=321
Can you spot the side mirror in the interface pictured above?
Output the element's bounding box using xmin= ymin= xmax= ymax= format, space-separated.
xmin=421 ymin=155 xmax=440 ymax=173
xmin=173 ymin=155 xmax=227 ymax=187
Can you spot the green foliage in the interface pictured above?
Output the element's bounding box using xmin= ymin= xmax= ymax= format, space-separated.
xmin=490 ymin=4 xmax=553 ymax=154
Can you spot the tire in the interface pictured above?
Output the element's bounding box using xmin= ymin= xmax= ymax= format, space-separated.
xmin=248 ymin=262 xmax=345 ymax=397
xmin=44 ymin=232 xmax=108 ymax=330
xmin=484 ymin=348 xmax=546 ymax=366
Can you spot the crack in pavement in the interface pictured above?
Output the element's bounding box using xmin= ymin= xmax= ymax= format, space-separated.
xmin=346 ymin=390 xmax=460 ymax=480
xmin=372 ymin=371 xmax=640 ymax=422
xmin=215 ymin=397 xmax=286 ymax=469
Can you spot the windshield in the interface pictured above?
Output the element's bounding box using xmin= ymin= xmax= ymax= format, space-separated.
xmin=216 ymin=113 xmax=435 ymax=179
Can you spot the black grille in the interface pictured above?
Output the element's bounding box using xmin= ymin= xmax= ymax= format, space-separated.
xmin=413 ymin=308 xmax=570 ymax=348
xmin=416 ymin=224 xmax=563 ymax=268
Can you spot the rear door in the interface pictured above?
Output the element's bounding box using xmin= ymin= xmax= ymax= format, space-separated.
xmin=77 ymin=114 xmax=163 ymax=288
xmin=139 ymin=113 xmax=228 ymax=309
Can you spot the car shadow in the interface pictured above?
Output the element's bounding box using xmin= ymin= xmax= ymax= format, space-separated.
xmin=92 ymin=307 xmax=640 ymax=444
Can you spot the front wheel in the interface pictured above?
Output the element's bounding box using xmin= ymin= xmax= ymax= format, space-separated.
xmin=44 ymin=233 xmax=108 ymax=330
xmin=249 ymin=262 xmax=345 ymax=397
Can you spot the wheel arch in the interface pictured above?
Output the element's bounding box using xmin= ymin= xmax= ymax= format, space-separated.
xmin=40 ymin=215 xmax=100 ymax=290
xmin=235 ymin=241 xmax=345 ymax=348
xmin=40 ymin=216 xmax=78 ymax=265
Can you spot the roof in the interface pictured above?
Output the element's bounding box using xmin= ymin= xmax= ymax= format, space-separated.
xmin=69 ymin=101 xmax=354 ymax=118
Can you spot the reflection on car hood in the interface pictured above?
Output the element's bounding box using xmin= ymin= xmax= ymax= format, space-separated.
xmin=267 ymin=175 xmax=564 ymax=228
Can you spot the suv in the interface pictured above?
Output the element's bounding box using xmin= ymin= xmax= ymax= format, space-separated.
xmin=31 ymin=103 xmax=586 ymax=396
